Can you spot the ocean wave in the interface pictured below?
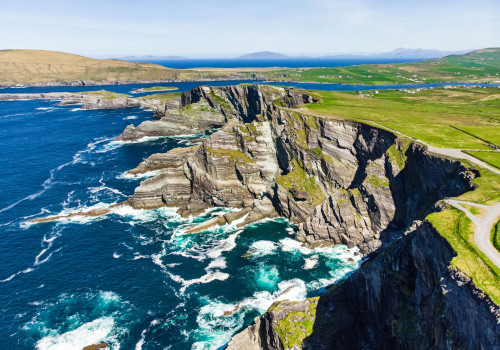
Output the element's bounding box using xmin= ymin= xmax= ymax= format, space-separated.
xmin=35 ymin=317 xmax=118 ymax=350
xmin=36 ymin=107 xmax=59 ymax=113
xmin=192 ymin=279 xmax=308 ymax=350
xmin=303 ymin=256 xmax=319 ymax=270
xmin=25 ymin=291 xmax=130 ymax=350
xmin=0 ymin=267 xmax=34 ymax=283
xmin=1 ymin=226 xmax=64 ymax=283
xmin=116 ymin=170 xmax=159 ymax=180
xmin=0 ymin=137 xmax=114 ymax=215
xmin=168 ymin=256 xmax=230 ymax=294
xmin=110 ymin=206 xmax=181 ymax=225
xmin=0 ymin=112 xmax=27 ymax=119
xmin=245 ymin=240 xmax=278 ymax=258
xmin=88 ymin=176 xmax=127 ymax=200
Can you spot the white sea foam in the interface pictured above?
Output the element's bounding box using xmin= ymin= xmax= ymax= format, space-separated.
xmin=303 ymin=256 xmax=319 ymax=270
xmin=70 ymin=108 xmax=82 ymax=112
xmin=110 ymin=206 xmax=180 ymax=225
xmin=124 ymin=115 xmax=138 ymax=120
xmin=0 ymin=273 xmax=17 ymax=283
xmin=113 ymin=252 xmax=122 ymax=259
xmin=3 ymin=137 xmax=115 ymax=216
xmin=27 ymin=291 xmax=127 ymax=350
xmin=116 ymin=170 xmax=159 ymax=180
xmin=43 ymin=202 xmax=114 ymax=225
xmin=1 ymin=262 xmax=39 ymax=283
xmin=193 ymin=278 xmax=308 ymax=349
xmin=0 ymin=112 xmax=27 ymax=119
xmin=35 ymin=317 xmax=118 ymax=350
xmin=168 ymin=256 xmax=230 ymax=294
xmin=36 ymin=107 xmax=55 ymax=111
xmin=246 ymin=240 xmax=278 ymax=258
xmin=88 ymin=182 xmax=127 ymax=200
xmin=206 ymin=231 xmax=241 ymax=259
xmin=279 ymin=237 xmax=313 ymax=255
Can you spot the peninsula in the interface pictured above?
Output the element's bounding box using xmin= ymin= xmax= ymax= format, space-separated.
xmin=19 ymin=79 xmax=500 ymax=348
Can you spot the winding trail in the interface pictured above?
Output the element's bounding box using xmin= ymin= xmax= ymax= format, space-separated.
xmin=288 ymin=107 xmax=500 ymax=268
xmin=444 ymin=199 xmax=500 ymax=268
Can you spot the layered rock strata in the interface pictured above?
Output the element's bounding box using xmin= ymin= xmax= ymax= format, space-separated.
xmin=127 ymin=85 xmax=473 ymax=252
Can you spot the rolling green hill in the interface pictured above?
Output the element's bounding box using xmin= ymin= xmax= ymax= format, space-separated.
xmin=262 ymin=48 xmax=500 ymax=85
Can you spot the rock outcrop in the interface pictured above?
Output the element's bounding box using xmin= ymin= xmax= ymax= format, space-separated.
xmin=24 ymin=84 xmax=498 ymax=347
xmin=231 ymin=221 xmax=500 ymax=349
xmin=126 ymin=85 xmax=473 ymax=248
xmin=0 ymin=92 xmax=140 ymax=109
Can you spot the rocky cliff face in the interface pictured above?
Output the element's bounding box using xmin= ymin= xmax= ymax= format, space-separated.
xmin=126 ymin=85 xmax=473 ymax=253
xmin=229 ymin=221 xmax=500 ymax=350
xmin=116 ymin=84 xmax=499 ymax=349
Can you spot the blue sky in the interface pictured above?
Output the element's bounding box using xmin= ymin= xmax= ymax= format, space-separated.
xmin=1 ymin=0 xmax=499 ymax=58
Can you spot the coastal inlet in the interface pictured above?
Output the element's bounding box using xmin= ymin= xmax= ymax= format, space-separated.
xmin=0 ymin=89 xmax=360 ymax=349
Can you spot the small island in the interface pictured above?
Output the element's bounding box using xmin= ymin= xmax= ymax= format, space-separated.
xmin=131 ymin=86 xmax=179 ymax=94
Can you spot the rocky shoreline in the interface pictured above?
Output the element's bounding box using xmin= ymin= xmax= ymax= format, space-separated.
xmin=18 ymin=84 xmax=500 ymax=348
xmin=0 ymin=76 xmax=266 ymax=89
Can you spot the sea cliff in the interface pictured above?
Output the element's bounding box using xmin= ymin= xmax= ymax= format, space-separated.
xmin=19 ymin=84 xmax=499 ymax=348
xmin=124 ymin=85 xmax=473 ymax=254
xmin=117 ymin=84 xmax=498 ymax=349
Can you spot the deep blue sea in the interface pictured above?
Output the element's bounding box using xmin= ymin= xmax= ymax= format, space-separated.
xmin=0 ymin=80 xmax=363 ymax=350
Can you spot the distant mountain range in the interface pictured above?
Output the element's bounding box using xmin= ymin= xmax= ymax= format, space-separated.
xmin=237 ymin=51 xmax=291 ymax=59
xmin=236 ymin=49 xmax=472 ymax=60
xmin=119 ymin=49 xmax=472 ymax=61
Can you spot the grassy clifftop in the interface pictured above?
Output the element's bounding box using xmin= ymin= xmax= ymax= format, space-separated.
xmin=0 ymin=49 xmax=234 ymax=85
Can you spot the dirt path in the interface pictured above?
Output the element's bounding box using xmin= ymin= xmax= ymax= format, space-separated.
xmin=445 ymin=199 xmax=500 ymax=268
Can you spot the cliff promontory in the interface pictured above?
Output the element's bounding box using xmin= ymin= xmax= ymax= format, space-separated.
xmin=24 ymin=84 xmax=500 ymax=348
xmin=125 ymin=85 xmax=473 ymax=254
xmin=118 ymin=84 xmax=499 ymax=349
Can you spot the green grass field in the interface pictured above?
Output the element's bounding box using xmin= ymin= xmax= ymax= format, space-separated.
xmin=427 ymin=208 xmax=500 ymax=305
xmin=141 ymin=86 xmax=179 ymax=91
xmin=303 ymin=87 xmax=500 ymax=149
xmin=492 ymin=221 xmax=500 ymax=253
xmin=139 ymin=91 xmax=182 ymax=101
xmin=79 ymin=90 xmax=130 ymax=99
xmin=465 ymin=151 xmax=500 ymax=170
xmin=262 ymin=48 xmax=500 ymax=85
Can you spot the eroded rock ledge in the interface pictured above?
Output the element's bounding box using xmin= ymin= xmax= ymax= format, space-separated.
xmin=24 ymin=84 xmax=498 ymax=348
xmin=125 ymin=84 xmax=473 ymax=254
xmin=119 ymin=84 xmax=499 ymax=348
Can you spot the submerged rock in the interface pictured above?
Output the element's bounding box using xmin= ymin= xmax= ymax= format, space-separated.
xmin=82 ymin=343 xmax=108 ymax=350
